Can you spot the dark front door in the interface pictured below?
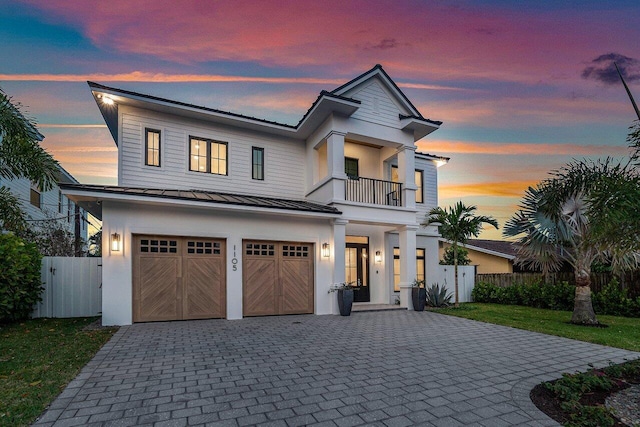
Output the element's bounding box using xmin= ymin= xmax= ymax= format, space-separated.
xmin=345 ymin=242 xmax=370 ymax=302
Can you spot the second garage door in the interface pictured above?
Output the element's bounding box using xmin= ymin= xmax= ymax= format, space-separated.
xmin=133 ymin=235 xmax=226 ymax=322
xmin=243 ymin=240 xmax=314 ymax=316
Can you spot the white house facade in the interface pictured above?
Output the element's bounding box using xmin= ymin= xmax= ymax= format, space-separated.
xmin=64 ymin=65 xmax=448 ymax=326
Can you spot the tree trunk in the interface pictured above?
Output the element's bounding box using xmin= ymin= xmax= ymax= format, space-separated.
xmin=453 ymin=244 xmax=459 ymax=307
xmin=571 ymin=266 xmax=598 ymax=325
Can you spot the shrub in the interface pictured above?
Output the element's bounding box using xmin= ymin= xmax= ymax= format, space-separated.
xmin=426 ymin=283 xmax=452 ymax=307
xmin=0 ymin=233 xmax=43 ymax=323
xmin=592 ymin=279 xmax=640 ymax=317
xmin=472 ymin=281 xmax=574 ymax=311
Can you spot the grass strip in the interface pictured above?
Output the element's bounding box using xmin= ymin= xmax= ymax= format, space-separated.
xmin=0 ymin=317 xmax=117 ymax=427
xmin=434 ymin=303 xmax=640 ymax=352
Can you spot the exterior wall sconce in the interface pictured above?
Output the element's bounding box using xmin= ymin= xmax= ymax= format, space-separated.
xmin=375 ymin=250 xmax=382 ymax=263
xmin=321 ymin=242 xmax=330 ymax=258
xmin=111 ymin=233 xmax=122 ymax=252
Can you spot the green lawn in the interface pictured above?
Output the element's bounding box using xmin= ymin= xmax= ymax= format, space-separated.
xmin=434 ymin=303 xmax=640 ymax=352
xmin=0 ymin=317 xmax=117 ymax=427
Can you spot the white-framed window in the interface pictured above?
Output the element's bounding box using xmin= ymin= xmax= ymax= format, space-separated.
xmin=189 ymin=136 xmax=227 ymax=175
xmin=58 ymin=190 xmax=64 ymax=213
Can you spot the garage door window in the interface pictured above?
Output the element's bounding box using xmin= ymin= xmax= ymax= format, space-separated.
xmin=283 ymin=244 xmax=310 ymax=257
xmin=246 ymin=242 xmax=275 ymax=256
xmin=187 ymin=240 xmax=221 ymax=255
xmin=140 ymin=239 xmax=178 ymax=253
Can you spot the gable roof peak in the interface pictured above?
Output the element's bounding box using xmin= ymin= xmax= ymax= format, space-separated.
xmin=331 ymin=64 xmax=422 ymax=119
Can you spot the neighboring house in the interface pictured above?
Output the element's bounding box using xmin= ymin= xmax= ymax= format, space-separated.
xmin=64 ymin=65 xmax=449 ymax=325
xmin=439 ymin=239 xmax=516 ymax=274
xmin=1 ymin=165 xmax=88 ymax=245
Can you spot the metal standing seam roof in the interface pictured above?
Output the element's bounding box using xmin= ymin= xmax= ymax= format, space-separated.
xmin=60 ymin=184 xmax=342 ymax=215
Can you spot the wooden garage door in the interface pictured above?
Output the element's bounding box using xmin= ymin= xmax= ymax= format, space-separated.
xmin=243 ymin=241 xmax=314 ymax=316
xmin=133 ymin=235 xmax=226 ymax=322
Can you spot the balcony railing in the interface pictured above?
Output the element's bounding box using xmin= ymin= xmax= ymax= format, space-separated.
xmin=345 ymin=176 xmax=402 ymax=207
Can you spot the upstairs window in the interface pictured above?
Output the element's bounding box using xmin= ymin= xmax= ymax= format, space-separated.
xmin=415 ymin=170 xmax=424 ymax=203
xmin=345 ymin=157 xmax=359 ymax=178
xmin=30 ymin=183 xmax=42 ymax=209
xmin=145 ymin=128 xmax=161 ymax=167
xmin=189 ymin=137 xmax=228 ymax=175
xmin=58 ymin=190 xmax=64 ymax=213
xmin=252 ymin=147 xmax=264 ymax=180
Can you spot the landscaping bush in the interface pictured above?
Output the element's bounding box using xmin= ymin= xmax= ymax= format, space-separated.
xmin=0 ymin=233 xmax=43 ymax=323
xmin=592 ymin=279 xmax=640 ymax=317
xmin=472 ymin=281 xmax=573 ymax=310
xmin=473 ymin=280 xmax=640 ymax=317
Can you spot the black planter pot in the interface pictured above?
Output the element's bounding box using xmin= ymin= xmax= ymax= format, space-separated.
xmin=412 ymin=287 xmax=426 ymax=311
xmin=337 ymin=289 xmax=354 ymax=316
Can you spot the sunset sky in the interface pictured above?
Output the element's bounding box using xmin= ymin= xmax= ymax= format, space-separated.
xmin=1 ymin=1 xmax=639 ymax=239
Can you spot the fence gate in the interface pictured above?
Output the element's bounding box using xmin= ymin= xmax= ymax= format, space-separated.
xmin=33 ymin=257 xmax=102 ymax=318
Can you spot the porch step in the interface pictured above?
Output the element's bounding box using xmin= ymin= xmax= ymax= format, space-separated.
xmin=351 ymin=303 xmax=407 ymax=312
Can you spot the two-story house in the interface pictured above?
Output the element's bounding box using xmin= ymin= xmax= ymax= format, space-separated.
xmin=64 ymin=65 xmax=448 ymax=326
xmin=1 ymin=164 xmax=88 ymax=249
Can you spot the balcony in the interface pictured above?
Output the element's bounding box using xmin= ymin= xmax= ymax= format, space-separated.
xmin=345 ymin=176 xmax=402 ymax=207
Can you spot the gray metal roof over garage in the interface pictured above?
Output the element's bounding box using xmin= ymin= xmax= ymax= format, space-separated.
xmin=60 ymin=183 xmax=341 ymax=218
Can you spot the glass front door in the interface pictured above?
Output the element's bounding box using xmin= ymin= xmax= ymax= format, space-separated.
xmin=345 ymin=237 xmax=370 ymax=302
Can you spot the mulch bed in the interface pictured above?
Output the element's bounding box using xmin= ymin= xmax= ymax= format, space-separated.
xmin=531 ymin=371 xmax=640 ymax=426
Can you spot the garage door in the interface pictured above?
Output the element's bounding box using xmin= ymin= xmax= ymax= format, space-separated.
xmin=133 ymin=235 xmax=226 ymax=322
xmin=243 ymin=240 xmax=314 ymax=316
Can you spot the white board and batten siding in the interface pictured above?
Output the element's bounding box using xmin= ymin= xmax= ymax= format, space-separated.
xmin=438 ymin=265 xmax=475 ymax=303
xmin=346 ymin=78 xmax=411 ymax=128
xmin=118 ymin=107 xmax=307 ymax=199
xmin=33 ymin=257 xmax=102 ymax=318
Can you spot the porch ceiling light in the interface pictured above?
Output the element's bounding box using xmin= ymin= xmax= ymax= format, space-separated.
xmin=375 ymin=250 xmax=382 ymax=263
xmin=111 ymin=232 xmax=121 ymax=252
xmin=321 ymin=242 xmax=330 ymax=258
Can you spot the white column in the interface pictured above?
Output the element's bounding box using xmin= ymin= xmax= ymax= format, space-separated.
xmin=326 ymin=131 xmax=347 ymax=179
xmin=331 ymin=219 xmax=348 ymax=314
xmin=397 ymin=146 xmax=416 ymax=209
xmin=326 ymin=131 xmax=347 ymax=201
xmin=398 ymin=224 xmax=418 ymax=309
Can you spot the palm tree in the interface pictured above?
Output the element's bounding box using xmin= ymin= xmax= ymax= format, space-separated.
xmin=504 ymin=159 xmax=640 ymax=325
xmin=423 ymin=202 xmax=498 ymax=307
xmin=0 ymin=87 xmax=58 ymax=233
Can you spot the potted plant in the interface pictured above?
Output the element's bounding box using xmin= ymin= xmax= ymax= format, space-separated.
xmin=328 ymin=280 xmax=357 ymax=316
xmin=411 ymin=279 xmax=426 ymax=311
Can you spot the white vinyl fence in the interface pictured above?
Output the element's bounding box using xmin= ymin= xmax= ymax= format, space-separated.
xmin=33 ymin=257 xmax=102 ymax=318
xmin=438 ymin=265 xmax=475 ymax=303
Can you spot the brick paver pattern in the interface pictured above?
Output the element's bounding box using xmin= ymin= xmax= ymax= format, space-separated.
xmin=33 ymin=311 xmax=639 ymax=427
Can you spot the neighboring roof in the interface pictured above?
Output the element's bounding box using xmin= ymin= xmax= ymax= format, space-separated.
xmin=89 ymin=64 xmax=441 ymax=145
xmin=60 ymin=184 xmax=342 ymax=220
xmin=466 ymin=239 xmax=518 ymax=259
xmin=55 ymin=164 xmax=79 ymax=185
xmin=440 ymin=238 xmax=517 ymax=260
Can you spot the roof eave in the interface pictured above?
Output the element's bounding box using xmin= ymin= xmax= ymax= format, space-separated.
xmin=399 ymin=117 xmax=441 ymax=141
xmin=61 ymin=185 xmax=342 ymax=221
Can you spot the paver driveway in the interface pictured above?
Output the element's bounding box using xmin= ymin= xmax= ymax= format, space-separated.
xmin=34 ymin=311 xmax=639 ymax=427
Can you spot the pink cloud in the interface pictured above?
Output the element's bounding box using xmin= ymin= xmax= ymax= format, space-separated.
xmin=17 ymin=1 xmax=640 ymax=85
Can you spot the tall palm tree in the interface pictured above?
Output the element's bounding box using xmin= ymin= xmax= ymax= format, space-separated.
xmin=504 ymin=159 xmax=640 ymax=325
xmin=423 ymin=202 xmax=498 ymax=307
xmin=0 ymin=87 xmax=58 ymax=233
